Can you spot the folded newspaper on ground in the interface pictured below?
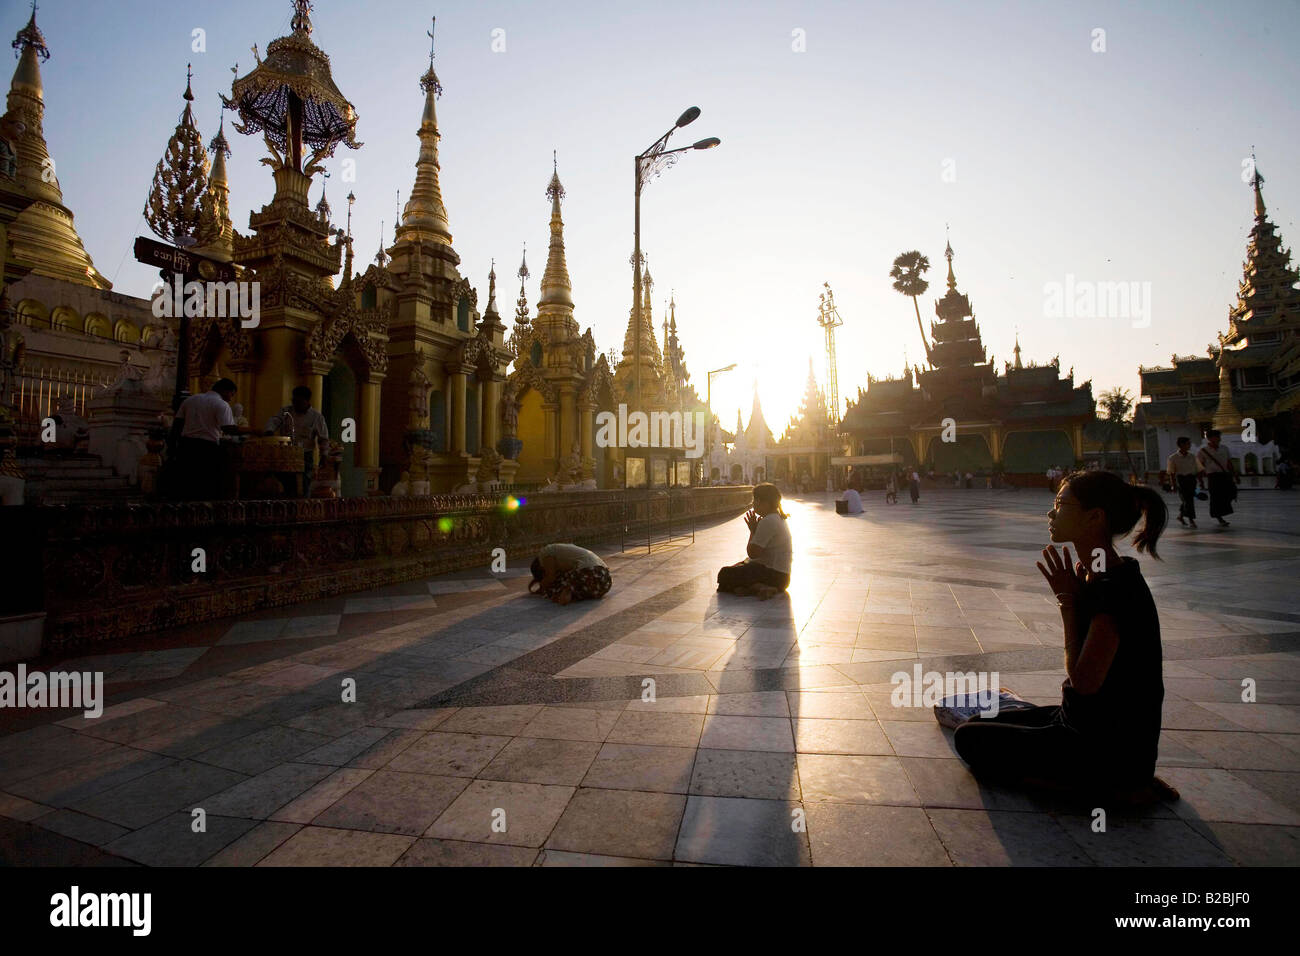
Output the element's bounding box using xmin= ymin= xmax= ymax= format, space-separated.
xmin=934 ymin=689 xmax=1036 ymax=729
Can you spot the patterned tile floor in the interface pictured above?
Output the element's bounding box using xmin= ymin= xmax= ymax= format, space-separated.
xmin=2 ymin=489 xmax=1297 ymax=866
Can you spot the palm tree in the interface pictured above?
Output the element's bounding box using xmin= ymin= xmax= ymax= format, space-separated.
xmin=890 ymin=251 xmax=932 ymax=366
xmin=1097 ymin=387 xmax=1140 ymax=480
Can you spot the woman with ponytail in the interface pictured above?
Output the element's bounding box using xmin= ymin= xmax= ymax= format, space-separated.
xmin=717 ymin=483 xmax=792 ymax=599
xmin=954 ymin=470 xmax=1178 ymax=802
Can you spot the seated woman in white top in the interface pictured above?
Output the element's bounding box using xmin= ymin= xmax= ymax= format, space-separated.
xmin=529 ymin=543 xmax=612 ymax=606
xmin=716 ymin=483 xmax=793 ymax=599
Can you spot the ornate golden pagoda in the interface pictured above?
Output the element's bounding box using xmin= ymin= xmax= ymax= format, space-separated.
xmin=369 ymin=17 xmax=513 ymax=492
xmin=5 ymin=6 xmax=110 ymax=289
xmin=613 ymin=257 xmax=668 ymax=410
xmin=194 ymin=114 xmax=234 ymax=263
xmin=505 ymin=158 xmax=614 ymax=484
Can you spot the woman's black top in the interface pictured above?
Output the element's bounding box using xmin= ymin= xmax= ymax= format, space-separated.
xmin=1059 ymin=556 xmax=1164 ymax=781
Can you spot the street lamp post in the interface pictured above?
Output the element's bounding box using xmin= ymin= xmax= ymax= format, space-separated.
xmin=633 ymin=109 xmax=720 ymax=411
xmin=706 ymin=363 xmax=737 ymax=482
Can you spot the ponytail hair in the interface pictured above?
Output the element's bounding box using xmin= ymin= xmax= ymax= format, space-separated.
xmin=1062 ymin=471 xmax=1166 ymax=559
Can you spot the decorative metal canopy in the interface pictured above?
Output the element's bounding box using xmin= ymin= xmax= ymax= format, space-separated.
xmin=223 ymin=0 xmax=360 ymax=175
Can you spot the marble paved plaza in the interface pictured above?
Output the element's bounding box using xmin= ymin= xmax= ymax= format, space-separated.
xmin=2 ymin=488 xmax=1298 ymax=866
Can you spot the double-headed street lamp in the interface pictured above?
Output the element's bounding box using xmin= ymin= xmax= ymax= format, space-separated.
xmin=633 ymin=108 xmax=720 ymax=408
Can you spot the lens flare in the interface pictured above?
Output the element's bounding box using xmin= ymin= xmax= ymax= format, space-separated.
xmin=503 ymin=495 xmax=521 ymax=512
xmin=436 ymin=517 xmax=455 ymax=534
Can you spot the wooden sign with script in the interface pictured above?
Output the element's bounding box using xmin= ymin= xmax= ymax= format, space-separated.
xmin=133 ymin=237 xmax=236 ymax=283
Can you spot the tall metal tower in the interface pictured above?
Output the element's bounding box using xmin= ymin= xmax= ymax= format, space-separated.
xmin=817 ymin=282 xmax=844 ymax=426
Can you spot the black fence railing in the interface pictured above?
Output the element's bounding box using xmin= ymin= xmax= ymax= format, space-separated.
xmin=619 ymin=488 xmax=696 ymax=554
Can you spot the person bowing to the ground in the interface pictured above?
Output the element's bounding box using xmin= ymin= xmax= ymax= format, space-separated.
xmin=529 ymin=543 xmax=611 ymax=606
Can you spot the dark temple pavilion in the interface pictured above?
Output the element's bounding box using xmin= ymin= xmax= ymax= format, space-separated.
xmin=840 ymin=242 xmax=1094 ymax=482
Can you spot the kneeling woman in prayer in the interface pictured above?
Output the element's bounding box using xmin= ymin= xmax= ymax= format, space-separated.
xmin=953 ymin=470 xmax=1179 ymax=803
xmin=717 ymin=483 xmax=793 ymax=599
xmin=530 ymin=543 xmax=611 ymax=606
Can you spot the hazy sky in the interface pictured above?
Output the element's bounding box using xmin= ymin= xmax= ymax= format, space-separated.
xmin=19 ymin=0 xmax=1300 ymax=430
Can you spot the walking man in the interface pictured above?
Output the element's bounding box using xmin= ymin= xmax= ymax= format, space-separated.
xmin=1167 ymin=436 xmax=1202 ymax=528
xmin=1197 ymin=429 xmax=1239 ymax=527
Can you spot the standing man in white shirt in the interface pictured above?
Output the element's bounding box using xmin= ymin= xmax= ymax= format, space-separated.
xmin=1197 ymin=429 xmax=1239 ymax=527
xmin=1166 ymin=436 xmax=1202 ymax=528
xmin=264 ymin=386 xmax=329 ymax=491
xmin=171 ymin=378 xmax=239 ymax=500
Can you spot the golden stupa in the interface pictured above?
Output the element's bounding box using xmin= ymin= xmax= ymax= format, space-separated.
xmin=5 ymin=8 xmax=110 ymax=289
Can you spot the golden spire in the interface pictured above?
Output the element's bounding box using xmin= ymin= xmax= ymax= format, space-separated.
xmin=1251 ymin=153 xmax=1266 ymax=220
xmin=1212 ymin=335 xmax=1242 ymax=431
xmin=395 ymin=17 xmax=452 ymax=247
xmin=944 ymin=235 xmax=958 ymax=292
xmin=194 ymin=109 xmax=234 ymax=262
xmin=514 ymin=243 xmax=530 ymax=325
xmin=5 ymin=3 xmax=111 ymax=288
xmin=1013 ymin=329 xmax=1022 ymax=369
xmin=621 ymin=256 xmax=662 ymax=367
xmin=538 ymin=153 xmax=574 ymax=310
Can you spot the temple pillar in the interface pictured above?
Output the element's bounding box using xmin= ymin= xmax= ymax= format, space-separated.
xmin=542 ymin=401 xmax=559 ymax=476
xmin=579 ymin=403 xmax=594 ymax=480
xmin=358 ymin=377 xmax=383 ymax=493
xmin=482 ymin=376 xmax=501 ymax=452
xmin=228 ymin=358 xmax=259 ymax=424
xmin=558 ymin=384 xmax=577 ymax=463
xmin=253 ymin=327 xmax=300 ymax=429
xmin=449 ymin=367 xmax=468 ymax=454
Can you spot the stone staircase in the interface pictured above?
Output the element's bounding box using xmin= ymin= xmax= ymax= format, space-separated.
xmin=16 ymin=453 xmax=142 ymax=505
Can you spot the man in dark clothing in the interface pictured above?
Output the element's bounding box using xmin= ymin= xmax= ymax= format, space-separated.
xmin=1166 ymin=436 xmax=1201 ymax=527
xmin=1197 ymin=429 xmax=1238 ymax=527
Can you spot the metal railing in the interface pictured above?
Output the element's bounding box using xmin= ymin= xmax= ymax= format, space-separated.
xmin=10 ymin=363 xmax=114 ymax=447
xmin=619 ymin=487 xmax=696 ymax=554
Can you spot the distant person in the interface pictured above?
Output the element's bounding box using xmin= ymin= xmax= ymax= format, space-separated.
xmin=964 ymin=471 xmax=974 ymax=489
xmin=1197 ymin=429 xmax=1238 ymax=527
xmin=953 ymin=469 xmax=1178 ymax=803
xmin=885 ymin=473 xmax=898 ymax=504
xmin=1166 ymin=436 xmax=1202 ymax=528
xmin=265 ymin=386 xmax=329 ymax=488
xmin=529 ymin=543 xmax=611 ymax=605
xmin=840 ymin=487 xmax=864 ymax=514
xmin=718 ymin=482 xmax=791 ymax=599
xmin=171 ymin=378 xmax=240 ymax=500
xmin=908 ymin=469 xmax=921 ymax=504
